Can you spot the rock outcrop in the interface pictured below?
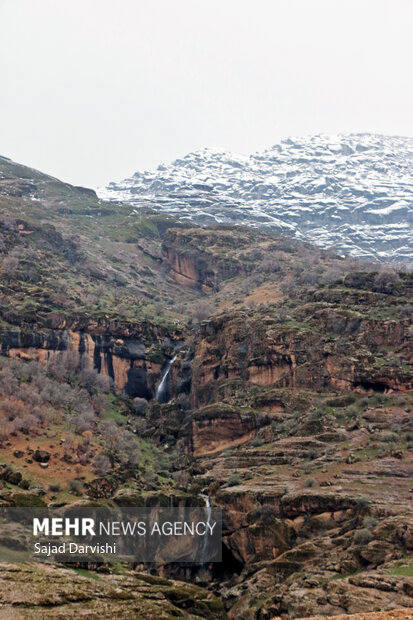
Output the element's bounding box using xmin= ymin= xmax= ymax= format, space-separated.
xmin=0 ymin=563 xmax=227 ymax=619
xmin=299 ymin=610 xmax=413 ymax=620
xmin=162 ymin=228 xmax=244 ymax=291
xmin=0 ymin=326 xmax=181 ymax=398
xmin=190 ymin=279 xmax=413 ymax=406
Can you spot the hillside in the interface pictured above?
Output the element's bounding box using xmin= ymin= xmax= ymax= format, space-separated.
xmin=0 ymin=155 xmax=412 ymax=618
xmin=99 ymin=134 xmax=413 ymax=264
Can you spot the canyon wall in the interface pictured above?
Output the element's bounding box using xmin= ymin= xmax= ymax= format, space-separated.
xmin=0 ymin=326 xmax=181 ymax=399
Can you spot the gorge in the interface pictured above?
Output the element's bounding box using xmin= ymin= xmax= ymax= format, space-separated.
xmin=0 ymin=153 xmax=412 ymax=619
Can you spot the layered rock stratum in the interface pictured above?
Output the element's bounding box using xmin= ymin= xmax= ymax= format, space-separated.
xmin=0 ymin=153 xmax=412 ymax=618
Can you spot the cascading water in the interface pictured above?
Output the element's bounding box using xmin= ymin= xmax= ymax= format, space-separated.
xmin=156 ymin=355 xmax=177 ymax=403
xmin=199 ymin=493 xmax=212 ymax=564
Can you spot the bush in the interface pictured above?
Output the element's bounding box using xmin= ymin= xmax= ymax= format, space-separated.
xmin=326 ymin=394 xmax=356 ymax=408
xmin=305 ymin=478 xmax=315 ymax=488
xmin=373 ymin=271 xmax=400 ymax=294
xmin=190 ymin=300 xmax=214 ymax=322
xmin=49 ymin=483 xmax=62 ymax=493
xmin=171 ymin=470 xmax=190 ymax=488
xmin=70 ymin=410 xmax=95 ymax=434
xmin=0 ymin=367 xmax=19 ymax=396
xmin=362 ymin=516 xmax=377 ymax=529
xmin=78 ymin=368 xmax=111 ymax=395
xmin=356 ymin=496 xmax=371 ymax=508
xmin=93 ymin=453 xmax=112 ymax=476
xmin=227 ymin=473 xmax=241 ymax=487
xmin=346 ymin=405 xmax=359 ymax=419
xmin=131 ymin=397 xmax=148 ymax=415
xmin=382 ymin=432 xmax=398 ymax=443
xmin=251 ymin=436 xmax=264 ymax=447
xmin=67 ymin=480 xmax=83 ymax=496
xmin=13 ymin=414 xmax=39 ymax=436
xmin=2 ymin=255 xmax=19 ymax=276
xmin=143 ymin=471 xmax=155 ymax=486
xmin=354 ymin=528 xmax=372 ymax=545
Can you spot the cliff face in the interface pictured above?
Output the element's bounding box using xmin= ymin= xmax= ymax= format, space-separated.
xmin=190 ymin=283 xmax=413 ymax=408
xmin=191 ymin=405 xmax=257 ymax=456
xmin=0 ymin=326 xmax=181 ymax=398
xmin=2 ymin=154 xmax=413 ymax=620
xmin=167 ymin=275 xmax=413 ymax=618
xmin=161 ymin=228 xmax=247 ymax=291
xmin=195 ymin=395 xmax=413 ymax=618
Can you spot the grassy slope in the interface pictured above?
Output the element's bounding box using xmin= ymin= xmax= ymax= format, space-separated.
xmin=0 ymin=155 xmax=199 ymax=332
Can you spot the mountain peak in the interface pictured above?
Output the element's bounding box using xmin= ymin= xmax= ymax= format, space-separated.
xmin=98 ymin=134 xmax=413 ymax=263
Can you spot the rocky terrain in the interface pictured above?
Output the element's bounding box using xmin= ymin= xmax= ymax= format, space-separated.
xmin=300 ymin=611 xmax=413 ymax=620
xmin=99 ymin=134 xmax=413 ymax=264
xmin=0 ymin=563 xmax=226 ymax=619
xmin=0 ymin=154 xmax=412 ymax=618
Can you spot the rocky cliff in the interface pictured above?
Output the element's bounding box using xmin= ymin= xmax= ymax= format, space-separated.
xmin=190 ymin=274 xmax=413 ymax=407
xmin=1 ymin=154 xmax=413 ymax=619
xmin=0 ymin=325 xmax=182 ymax=398
xmin=162 ymin=228 xmax=246 ymax=291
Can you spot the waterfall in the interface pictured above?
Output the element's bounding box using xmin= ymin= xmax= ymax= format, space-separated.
xmin=199 ymin=493 xmax=212 ymax=564
xmin=155 ymin=355 xmax=177 ymax=403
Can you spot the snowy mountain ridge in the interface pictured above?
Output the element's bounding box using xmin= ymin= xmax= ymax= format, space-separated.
xmin=98 ymin=134 xmax=413 ymax=263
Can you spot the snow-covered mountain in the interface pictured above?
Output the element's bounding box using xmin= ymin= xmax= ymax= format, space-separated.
xmin=98 ymin=134 xmax=413 ymax=263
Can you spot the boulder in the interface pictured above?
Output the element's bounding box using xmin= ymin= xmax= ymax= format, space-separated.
xmin=5 ymin=470 xmax=22 ymax=485
xmin=33 ymin=450 xmax=51 ymax=463
xmin=359 ymin=540 xmax=398 ymax=566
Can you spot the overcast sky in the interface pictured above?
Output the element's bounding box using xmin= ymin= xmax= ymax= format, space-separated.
xmin=1 ymin=0 xmax=412 ymax=187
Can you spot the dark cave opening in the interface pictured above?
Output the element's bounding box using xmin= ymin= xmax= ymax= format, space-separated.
xmin=211 ymin=543 xmax=244 ymax=578
xmin=355 ymin=380 xmax=390 ymax=393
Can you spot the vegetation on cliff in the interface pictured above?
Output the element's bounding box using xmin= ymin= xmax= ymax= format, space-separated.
xmin=0 ymin=155 xmax=412 ymax=618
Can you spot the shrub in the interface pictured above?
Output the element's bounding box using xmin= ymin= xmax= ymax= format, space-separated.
xmin=172 ymin=470 xmax=190 ymax=488
xmin=305 ymin=478 xmax=315 ymax=488
xmin=354 ymin=528 xmax=372 ymax=545
xmin=227 ymin=473 xmax=241 ymax=487
xmin=67 ymin=480 xmax=83 ymax=496
xmin=251 ymin=436 xmax=264 ymax=447
xmin=326 ymin=394 xmax=356 ymax=408
xmin=131 ymin=397 xmax=148 ymax=415
xmin=132 ymin=418 xmax=147 ymax=434
xmin=382 ymin=432 xmax=398 ymax=443
xmin=363 ymin=516 xmax=377 ymax=529
xmin=93 ymin=454 xmax=112 ymax=476
xmin=373 ymin=271 xmax=400 ymax=294
xmin=0 ymin=420 xmax=12 ymax=442
xmin=70 ymin=410 xmax=95 ymax=434
xmin=356 ymin=496 xmax=371 ymax=508
xmin=346 ymin=405 xmax=359 ymax=419
xmin=13 ymin=414 xmax=39 ymax=435
xmin=143 ymin=471 xmax=155 ymax=486
xmin=2 ymin=255 xmax=19 ymax=276
xmin=0 ymin=367 xmax=19 ymax=396
xmin=78 ymin=368 xmax=111 ymax=395
xmin=190 ymin=300 xmax=214 ymax=322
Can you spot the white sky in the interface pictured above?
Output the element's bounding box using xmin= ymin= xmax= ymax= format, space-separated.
xmin=0 ymin=0 xmax=412 ymax=187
